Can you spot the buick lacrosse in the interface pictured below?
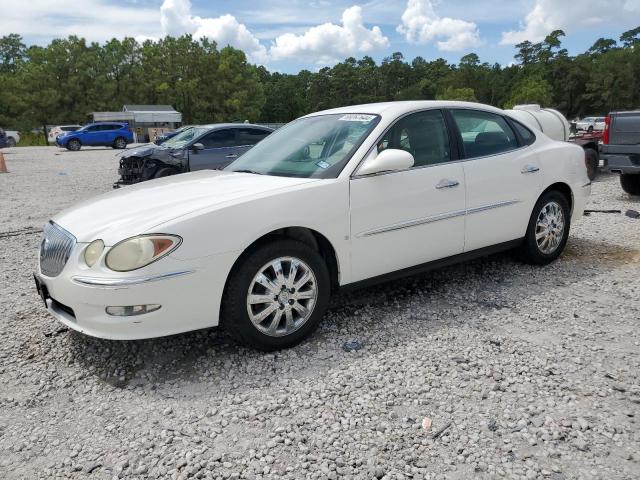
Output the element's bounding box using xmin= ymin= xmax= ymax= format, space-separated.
xmin=35 ymin=101 xmax=591 ymax=350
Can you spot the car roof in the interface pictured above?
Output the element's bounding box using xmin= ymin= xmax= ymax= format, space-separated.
xmin=197 ymin=123 xmax=274 ymax=131
xmin=303 ymin=101 xmax=508 ymax=119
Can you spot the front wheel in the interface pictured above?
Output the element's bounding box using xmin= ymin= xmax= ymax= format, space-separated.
xmin=66 ymin=139 xmax=81 ymax=151
xmin=221 ymin=239 xmax=330 ymax=351
xmin=6 ymin=137 xmax=16 ymax=148
xmin=517 ymin=191 xmax=571 ymax=265
xmin=153 ymin=168 xmax=175 ymax=179
xmin=620 ymin=174 xmax=640 ymax=195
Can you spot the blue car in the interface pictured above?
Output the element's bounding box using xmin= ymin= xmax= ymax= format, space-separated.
xmin=56 ymin=122 xmax=134 ymax=151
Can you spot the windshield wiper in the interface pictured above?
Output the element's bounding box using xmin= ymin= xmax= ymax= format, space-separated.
xmin=232 ymin=169 xmax=263 ymax=175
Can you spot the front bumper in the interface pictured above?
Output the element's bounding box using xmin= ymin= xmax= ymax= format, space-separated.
xmin=36 ymin=244 xmax=240 ymax=340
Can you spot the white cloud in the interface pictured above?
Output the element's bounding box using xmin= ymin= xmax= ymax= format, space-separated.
xmin=396 ymin=0 xmax=481 ymax=52
xmin=501 ymin=0 xmax=640 ymax=45
xmin=270 ymin=6 xmax=390 ymax=64
xmin=0 ymin=0 xmax=159 ymax=44
xmin=160 ymin=0 xmax=268 ymax=63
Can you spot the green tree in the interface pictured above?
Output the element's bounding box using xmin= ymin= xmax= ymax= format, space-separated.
xmin=505 ymin=76 xmax=552 ymax=108
xmin=436 ymin=86 xmax=477 ymax=102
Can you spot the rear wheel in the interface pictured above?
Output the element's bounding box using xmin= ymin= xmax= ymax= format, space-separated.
xmin=584 ymin=148 xmax=598 ymax=181
xmin=67 ymin=139 xmax=81 ymax=151
xmin=221 ymin=239 xmax=330 ymax=351
xmin=113 ymin=137 xmax=127 ymax=149
xmin=620 ymin=174 xmax=640 ymax=196
xmin=517 ymin=190 xmax=571 ymax=265
xmin=6 ymin=137 xmax=16 ymax=148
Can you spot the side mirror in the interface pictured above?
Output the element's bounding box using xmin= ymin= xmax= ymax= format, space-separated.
xmin=191 ymin=142 xmax=204 ymax=151
xmin=357 ymin=148 xmax=414 ymax=176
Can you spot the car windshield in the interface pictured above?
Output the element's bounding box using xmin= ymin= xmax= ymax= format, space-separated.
xmin=224 ymin=113 xmax=380 ymax=178
xmin=162 ymin=126 xmax=207 ymax=148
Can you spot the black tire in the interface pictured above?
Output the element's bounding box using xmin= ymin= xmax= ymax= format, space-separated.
xmin=153 ymin=168 xmax=175 ymax=179
xmin=517 ymin=190 xmax=571 ymax=265
xmin=6 ymin=137 xmax=16 ymax=148
xmin=587 ymin=125 xmax=594 ymax=133
xmin=584 ymin=148 xmax=598 ymax=181
xmin=67 ymin=139 xmax=81 ymax=151
xmin=620 ymin=174 xmax=640 ymax=196
xmin=113 ymin=137 xmax=127 ymax=149
xmin=221 ymin=239 xmax=331 ymax=351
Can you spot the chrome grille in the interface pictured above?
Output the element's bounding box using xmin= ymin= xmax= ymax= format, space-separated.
xmin=39 ymin=222 xmax=76 ymax=277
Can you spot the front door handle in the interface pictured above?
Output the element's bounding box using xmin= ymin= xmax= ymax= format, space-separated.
xmin=225 ymin=154 xmax=238 ymax=159
xmin=521 ymin=165 xmax=540 ymax=174
xmin=436 ymin=179 xmax=460 ymax=189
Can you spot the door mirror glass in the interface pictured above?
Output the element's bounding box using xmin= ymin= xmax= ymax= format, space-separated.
xmin=192 ymin=142 xmax=204 ymax=151
xmin=357 ymin=148 xmax=414 ymax=176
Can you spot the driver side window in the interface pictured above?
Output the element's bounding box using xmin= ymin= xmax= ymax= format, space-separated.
xmin=200 ymin=129 xmax=235 ymax=148
xmin=378 ymin=110 xmax=451 ymax=167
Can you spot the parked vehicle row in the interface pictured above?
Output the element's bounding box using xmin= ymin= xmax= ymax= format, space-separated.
xmin=0 ymin=128 xmax=20 ymax=148
xmin=34 ymin=101 xmax=591 ymax=350
xmin=115 ymin=123 xmax=273 ymax=186
xmin=55 ymin=122 xmax=134 ymax=151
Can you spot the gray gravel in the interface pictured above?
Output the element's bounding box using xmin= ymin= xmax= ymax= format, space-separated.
xmin=1 ymin=146 xmax=639 ymax=480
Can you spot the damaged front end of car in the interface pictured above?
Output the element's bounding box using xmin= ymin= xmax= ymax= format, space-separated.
xmin=114 ymin=147 xmax=187 ymax=188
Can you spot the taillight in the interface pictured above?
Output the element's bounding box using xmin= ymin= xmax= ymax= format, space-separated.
xmin=603 ymin=116 xmax=610 ymax=144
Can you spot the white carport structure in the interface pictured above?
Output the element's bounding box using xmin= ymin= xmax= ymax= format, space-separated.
xmin=92 ymin=105 xmax=182 ymax=142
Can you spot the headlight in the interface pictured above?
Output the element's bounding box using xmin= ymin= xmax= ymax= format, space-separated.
xmin=84 ymin=239 xmax=105 ymax=267
xmin=105 ymin=235 xmax=181 ymax=272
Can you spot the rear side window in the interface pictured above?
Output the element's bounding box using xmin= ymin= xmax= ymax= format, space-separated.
xmin=236 ymin=128 xmax=271 ymax=146
xmin=200 ymin=129 xmax=235 ymax=148
xmin=510 ymin=120 xmax=536 ymax=146
xmin=451 ymin=110 xmax=519 ymax=158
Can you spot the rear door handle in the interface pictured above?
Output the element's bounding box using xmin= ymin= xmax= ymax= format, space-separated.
xmin=225 ymin=154 xmax=238 ymax=159
xmin=521 ymin=165 xmax=540 ymax=174
xmin=436 ymin=179 xmax=460 ymax=189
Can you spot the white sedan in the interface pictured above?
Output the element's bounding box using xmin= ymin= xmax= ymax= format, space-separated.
xmin=35 ymin=101 xmax=591 ymax=350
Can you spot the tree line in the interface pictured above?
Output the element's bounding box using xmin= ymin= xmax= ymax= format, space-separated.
xmin=0 ymin=27 xmax=639 ymax=132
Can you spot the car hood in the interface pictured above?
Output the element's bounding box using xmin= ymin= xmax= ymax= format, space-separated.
xmin=121 ymin=144 xmax=160 ymax=158
xmin=52 ymin=170 xmax=318 ymax=244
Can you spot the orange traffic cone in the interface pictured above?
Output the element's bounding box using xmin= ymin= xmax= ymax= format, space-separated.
xmin=0 ymin=152 xmax=7 ymax=173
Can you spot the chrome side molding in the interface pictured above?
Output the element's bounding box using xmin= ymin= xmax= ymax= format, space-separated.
xmin=357 ymin=200 xmax=520 ymax=237
xmin=72 ymin=270 xmax=194 ymax=288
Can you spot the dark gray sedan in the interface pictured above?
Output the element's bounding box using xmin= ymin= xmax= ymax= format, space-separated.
xmin=115 ymin=124 xmax=273 ymax=186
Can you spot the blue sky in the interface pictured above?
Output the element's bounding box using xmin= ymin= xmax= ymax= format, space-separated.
xmin=3 ymin=0 xmax=639 ymax=72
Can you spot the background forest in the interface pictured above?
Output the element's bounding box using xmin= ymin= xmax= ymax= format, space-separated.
xmin=0 ymin=27 xmax=639 ymax=132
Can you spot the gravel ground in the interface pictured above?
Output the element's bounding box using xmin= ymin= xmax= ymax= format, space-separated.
xmin=0 ymin=146 xmax=639 ymax=480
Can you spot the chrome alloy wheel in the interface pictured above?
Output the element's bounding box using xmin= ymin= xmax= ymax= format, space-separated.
xmin=246 ymin=257 xmax=318 ymax=337
xmin=535 ymin=201 xmax=565 ymax=254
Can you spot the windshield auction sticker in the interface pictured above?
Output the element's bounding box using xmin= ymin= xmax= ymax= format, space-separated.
xmin=339 ymin=114 xmax=376 ymax=122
